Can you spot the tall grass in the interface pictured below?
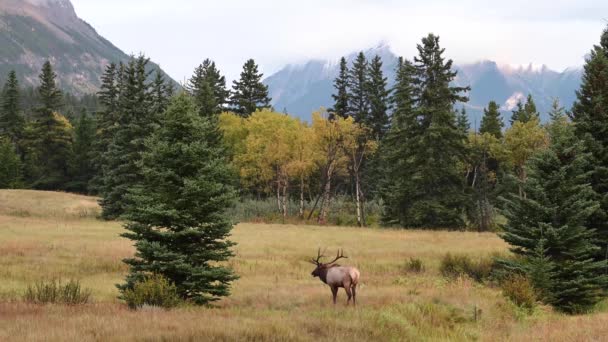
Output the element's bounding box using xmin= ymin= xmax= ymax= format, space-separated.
xmin=23 ymin=279 xmax=91 ymax=305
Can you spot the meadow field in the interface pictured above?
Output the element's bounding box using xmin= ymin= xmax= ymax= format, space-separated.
xmin=0 ymin=190 xmax=607 ymax=341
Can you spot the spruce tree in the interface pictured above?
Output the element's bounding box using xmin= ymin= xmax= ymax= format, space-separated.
xmin=366 ymin=55 xmax=390 ymax=139
xmin=511 ymin=94 xmax=539 ymax=124
xmin=68 ymin=110 xmax=96 ymax=193
xmin=25 ymin=61 xmax=72 ymax=190
xmin=0 ymin=137 xmax=23 ymax=189
xmin=189 ymin=59 xmax=229 ymax=116
xmin=0 ymin=71 xmax=24 ymax=146
xmin=381 ymin=34 xmax=469 ymax=228
xmin=571 ymin=25 xmax=608 ymax=266
xmin=100 ymin=56 xmax=155 ymax=219
xmin=457 ymin=107 xmax=470 ymax=135
xmin=150 ymin=70 xmax=173 ymax=116
xmin=118 ymin=93 xmax=238 ymax=305
xmin=330 ymin=57 xmax=350 ymax=120
xmin=348 ymin=52 xmax=369 ymax=124
xmin=501 ymin=117 xmax=608 ymax=313
xmin=230 ymin=59 xmax=271 ymax=117
xmin=480 ymin=101 xmax=504 ymax=139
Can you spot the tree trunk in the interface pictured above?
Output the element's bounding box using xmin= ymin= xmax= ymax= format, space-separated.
xmin=355 ymin=170 xmax=363 ymax=227
xmin=318 ymin=166 xmax=333 ymax=224
xmin=282 ymin=179 xmax=288 ymax=222
xmin=299 ymin=175 xmax=305 ymax=219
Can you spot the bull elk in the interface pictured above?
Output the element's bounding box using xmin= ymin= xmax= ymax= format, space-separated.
xmin=309 ymin=248 xmax=360 ymax=306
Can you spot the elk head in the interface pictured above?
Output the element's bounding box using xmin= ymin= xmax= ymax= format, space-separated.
xmin=309 ymin=248 xmax=347 ymax=278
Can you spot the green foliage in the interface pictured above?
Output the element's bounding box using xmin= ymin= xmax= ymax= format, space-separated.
xmin=119 ymin=94 xmax=238 ymax=305
xmin=500 ymin=115 xmax=608 ymax=313
xmin=189 ymin=59 xmax=229 ymax=116
xmin=380 ymin=34 xmax=469 ymax=229
xmin=67 ymin=111 xmax=96 ymax=193
xmin=23 ymin=279 xmax=91 ymax=305
xmin=348 ymin=52 xmax=369 ymax=123
xmin=480 ymin=101 xmax=504 ymax=139
xmin=366 ymin=55 xmax=390 ymax=140
xmin=510 ymin=94 xmax=539 ymax=124
xmin=404 ymin=257 xmax=425 ymax=273
xmin=122 ymin=274 xmax=181 ymax=310
xmin=501 ymin=274 xmax=537 ymax=311
xmin=330 ymin=57 xmax=350 ymax=120
xmin=440 ymin=253 xmax=494 ymax=282
xmin=0 ymin=138 xmax=23 ymax=188
xmin=457 ymin=107 xmax=470 ymax=135
xmin=230 ymin=59 xmax=271 ymax=117
xmin=0 ymin=70 xmax=24 ymax=146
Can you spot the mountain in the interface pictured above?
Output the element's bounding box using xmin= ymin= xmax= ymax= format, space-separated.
xmin=0 ymin=0 xmax=172 ymax=94
xmin=264 ymin=43 xmax=583 ymax=124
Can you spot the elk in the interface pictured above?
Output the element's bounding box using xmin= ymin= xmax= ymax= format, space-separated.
xmin=309 ymin=248 xmax=360 ymax=306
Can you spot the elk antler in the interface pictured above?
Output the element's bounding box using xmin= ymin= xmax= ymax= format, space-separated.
xmin=309 ymin=247 xmax=327 ymax=265
xmin=325 ymin=249 xmax=348 ymax=265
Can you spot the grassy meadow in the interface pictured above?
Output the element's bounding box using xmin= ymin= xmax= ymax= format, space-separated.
xmin=1 ymin=190 xmax=607 ymax=341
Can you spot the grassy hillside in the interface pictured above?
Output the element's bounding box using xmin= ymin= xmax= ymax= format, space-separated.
xmin=0 ymin=190 xmax=607 ymax=341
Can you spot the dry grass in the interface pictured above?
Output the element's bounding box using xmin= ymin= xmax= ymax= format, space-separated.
xmin=0 ymin=190 xmax=606 ymax=341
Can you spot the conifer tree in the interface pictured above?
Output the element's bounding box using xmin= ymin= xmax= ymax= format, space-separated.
xmin=0 ymin=137 xmax=23 ymax=189
xmin=480 ymin=101 xmax=504 ymax=139
xmin=381 ymin=34 xmax=469 ymax=228
xmin=0 ymin=71 xmax=24 ymax=146
xmin=570 ymin=24 xmax=608 ymax=264
xmin=548 ymin=98 xmax=566 ymax=122
xmin=119 ymin=93 xmax=238 ymax=305
xmin=366 ymin=55 xmax=390 ymax=139
xmin=100 ymin=56 xmax=155 ymax=219
xmin=501 ymin=116 xmax=608 ymax=313
xmin=189 ymin=59 xmax=229 ymax=116
xmin=150 ymin=70 xmax=173 ymax=116
xmin=68 ymin=110 xmax=96 ymax=193
xmin=511 ymin=94 xmax=539 ymax=124
xmin=348 ymin=52 xmax=369 ymax=124
xmin=24 ymin=61 xmax=73 ymax=190
xmin=330 ymin=57 xmax=350 ymax=120
xmin=230 ymin=59 xmax=271 ymax=117
xmin=457 ymin=107 xmax=470 ymax=135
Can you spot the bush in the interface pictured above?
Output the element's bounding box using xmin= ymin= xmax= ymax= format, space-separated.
xmin=501 ymin=274 xmax=537 ymax=311
xmin=23 ymin=279 xmax=91 ymax=305
xmin=440 ymin=253 xmax=494 ymax=282
xmin=122 ymin=274 xmax=181 ymax=310
xmin=404 ymin=257 xmax=425 ymax=273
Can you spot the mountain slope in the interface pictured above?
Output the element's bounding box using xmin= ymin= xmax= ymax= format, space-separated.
xmin=0 ymin=0 xmax=171 ymax=94
xmin=265 ymin=44 xmax=583 ymax=123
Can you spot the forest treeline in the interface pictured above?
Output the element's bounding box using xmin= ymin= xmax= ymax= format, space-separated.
xmin=1 ymin=28 xmax=608 ymax=312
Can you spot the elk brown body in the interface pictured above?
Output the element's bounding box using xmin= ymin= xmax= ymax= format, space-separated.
xmin=310 ymin=249 xmax=360 ymax=305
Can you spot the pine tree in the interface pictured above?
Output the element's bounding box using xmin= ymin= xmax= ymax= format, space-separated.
xmin=366 ymin=55 xmax=390 ymax=139
xmin=100 ymin=56 xmax=155 ymax=219
xmin=348 ymin=52 xmax=369 ymax=124
xmin=381 ymin=34 xmax=469 ymax=228
xmin=511 ymin=94 xmax=539 ymax=124
xmin=501 ymin=117 xmax=608 ymax=313
xmin=457 ymin=107 xmax=470 ymax=135
xmin=68 ymin=110 xmax=96 ymax=193
xmin=150 ymin=70 xmax=173 ymax=116
xmin=189 ymin=59 xmax=229 ymax=116
xmin=0 ymin=71 xmax=24 ymax=146
xmin=0 ymin=137 xmax=23 ymax=189
xmin=570 ymin=24 xmax=608 ymax=267
xmin=118 ymin=93 xmax=238 ymax=305
xmin=480 ymin=101 xmax=504 ymax=139
xmin=24 ymin=61 xmax=72 ymax=190
xmin=548 ymin=98 xmax=566 ymax=122
xmin=330 ymin=57 xmax=350 ymax=120
xmin=230 ymin=59 xmax=271 ymax=117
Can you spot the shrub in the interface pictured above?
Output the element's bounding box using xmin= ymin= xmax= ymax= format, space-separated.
xmin=404 ymin=257 xmax=425 ymax=273
xmin=23 ymin=279 xmax=91 ymax=305
xmin=122 ymin=274 xmax=181 ymax=310
xmin=440 ymin=253 xmax=493 ymax=282
xmin=501 ymin=274 xmax=537 ymax=311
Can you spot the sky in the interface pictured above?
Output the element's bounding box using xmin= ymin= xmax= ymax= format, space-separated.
xmin=70 ymin=0 xmax=608 ymax=83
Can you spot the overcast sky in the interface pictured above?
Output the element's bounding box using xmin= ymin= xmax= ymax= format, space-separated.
xmin=70 ymin=0 xmax=607 ymax=82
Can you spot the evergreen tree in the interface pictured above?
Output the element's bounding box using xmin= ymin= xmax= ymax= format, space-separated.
xmin=118 ymin=93 xmax=238 ymax=305
xmin=457 ymin=107 xmax=470 ymax=135
xmin=24 ymin=61 xmax=72 ymax=190
xmin=0 ymin=138 xmax=23 ymax=189
xmin=189 ymin=59 xmax=229 ymax=116
xmin=511 ymin=94 xmax=539 ymax=124
xmin=230 ymin=59 xmax=271 ymax=117
xmin=330 ymin=57 xmax=350 ymax=120
xmin=548 ymin=98 xmax=567 ymax=122
xmin=150 ymin=70 xmax=173 ymax=116
xmin=348 ymin=52 xmax=369 ymax=124
xmin=501 ymin=117 xmax=608 ymax=313
xmin=381 ymin=34 xmax=469 ymax=228
xmin=100 ymin=56 xmax=155 ymax=219
xmin=570 ymin=25 xmax=608 ymax=265
xmin=366 ymin=55 xmax=390 ymax=139
xmin=0 ymin=71 xmax=24 ymax=146
xmin=480 ymin=101 xmax=504 ymax=139
xmin=68 ymin=110 xmax=96 ymax=193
